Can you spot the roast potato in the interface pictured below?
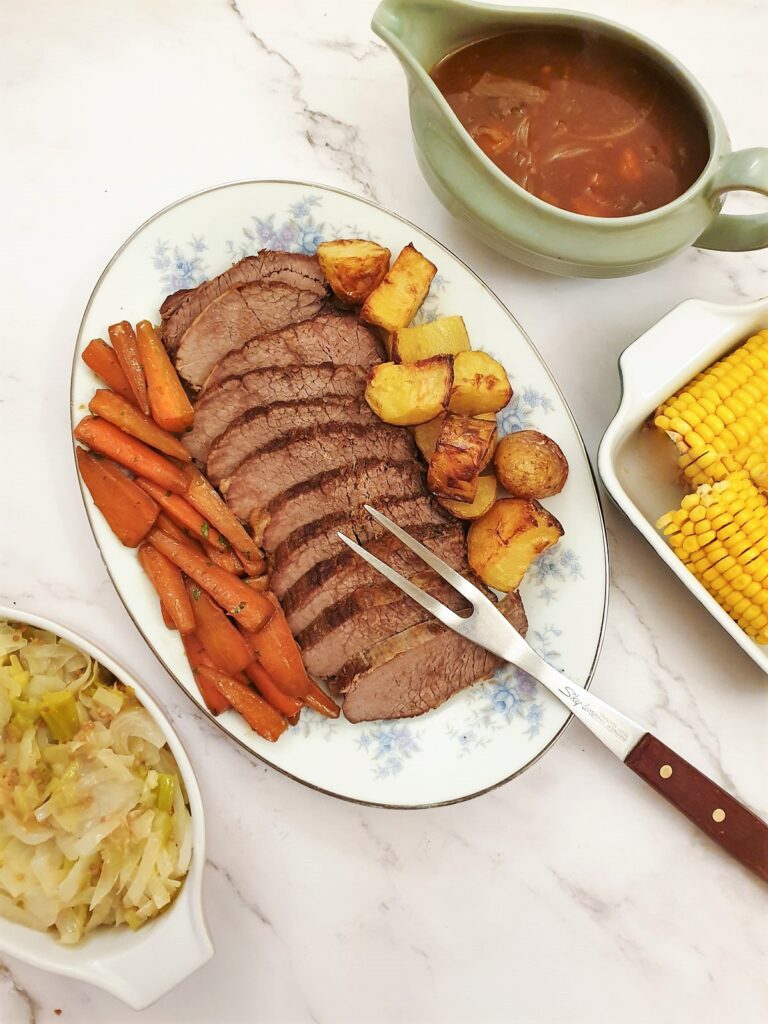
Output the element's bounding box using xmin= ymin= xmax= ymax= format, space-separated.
xmin=438 ymin=473 xmax=497 ymax=520
xmin=467 ymin=498 xmax=563 ymax=591
xmin=317 ymin=238 xmax=391 ymax=305
xmin=414 ymin=411 xmax=497 ymax=468
xmin=360 ymin=243 xmax=437 ymax=333
xmin=427 ymin=413 xmax=497 ymax=502
xmin=449 ymin=351 xmax=512 ymax=415
xmin=494 ymin=430 xmax=569 ymax=498
xmin=365 ymin=356 xmax=452 ymax=426
xmin=392 ymin=315 xmax=470 ymax=363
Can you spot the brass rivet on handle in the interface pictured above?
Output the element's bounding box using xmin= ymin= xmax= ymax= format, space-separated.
xmin=712 ymin=808 xmax=726 ymax=823
xmin=659 ymin=764 xmax=673 ymax=779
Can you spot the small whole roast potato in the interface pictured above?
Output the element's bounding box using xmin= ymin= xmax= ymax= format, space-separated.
xmin=365 ymin=356 xmax=452 ymax=426
xmin=467 ymin=497 xmax=564 ymax=592
xmin=494 ymin=430 xmax=569 ymax=498
xmin=316 ymin=238 xmax=391 ymax=305
xmin=449 ymin=351 xmax=512 ymax=415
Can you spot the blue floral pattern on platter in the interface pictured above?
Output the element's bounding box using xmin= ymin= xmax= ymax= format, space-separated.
xmin=150 ymin=191 xmax=588 ymax=780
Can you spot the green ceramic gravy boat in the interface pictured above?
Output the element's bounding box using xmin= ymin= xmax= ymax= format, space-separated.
xmin=372 ymin=0 xmax=768 ymax=277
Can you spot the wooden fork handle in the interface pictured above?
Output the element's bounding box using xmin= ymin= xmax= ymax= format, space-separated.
xmin=625 ymin=733 xmax=768 ymax=882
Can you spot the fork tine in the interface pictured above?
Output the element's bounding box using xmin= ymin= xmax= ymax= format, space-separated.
xmin=336 ymin=532 xmax=466 ymax=631
xmin=363 ymin=504 xmax=493 ymax=607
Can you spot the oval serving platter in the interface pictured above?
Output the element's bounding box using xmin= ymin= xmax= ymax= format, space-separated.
xmin=71 ymin=180 xmax=608 ymax=808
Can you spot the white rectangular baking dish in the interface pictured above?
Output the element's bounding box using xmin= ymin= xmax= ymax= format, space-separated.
xmin=598 ymin=296 xmax=768 ymax=674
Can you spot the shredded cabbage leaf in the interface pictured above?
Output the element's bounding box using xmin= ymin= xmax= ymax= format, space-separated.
xmin=0 ymin=620 xmax=191 ymax=944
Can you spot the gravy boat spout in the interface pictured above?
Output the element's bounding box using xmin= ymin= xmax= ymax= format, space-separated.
xmin=372 ymin=0 xmax=768 ymax=278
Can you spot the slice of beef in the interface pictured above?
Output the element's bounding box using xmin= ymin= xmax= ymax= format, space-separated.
xmin=336 ymin=592 xmax=527 ymax=723
xmin=299 ymin=569 xmax=470 ymax=678
xmin=268 ymin=495 xmax=451 ymax=598
xmin=206 ymin=396 xmax=379 ymax=486
xmin=183 ymin=363 xmax=368 ymax=464
xmin=161 ymin=251 xmax=326 ymax=356
xmin=261 ymin=459 xmax=427 ymax=551
xmin=282 ymin=523 xmax=466 ymax=635
xmin=204 ymin=313 xmax=382 ymax=389
xmin=176 ymin=281 xmax=324 ymax=389
xmin=222 ymin=423 xmax=418 ymax=520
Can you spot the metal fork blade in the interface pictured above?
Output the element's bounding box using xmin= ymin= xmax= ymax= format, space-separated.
xmin=362 ymin=504 xmax=498 ymax=611
xmin=335 ymin=532 xmax=467 ymax=631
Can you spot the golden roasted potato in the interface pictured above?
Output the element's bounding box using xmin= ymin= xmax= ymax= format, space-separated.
xmin=365 ymin=356 xmax=452 ymax=426
xmin=360 ymin=243 xmax=437 ymax=333
xmin=392 ymin=315 xmax=470 ymax=363
xmin=438 ymin=473 xmax=497 ymax=520
xmin=467 ymin=498 xmax=563 ymax=591
xmin=449 ymin=351 xmax=512 ymax=415
xmin=412 ymin=412 xmax=446 ymax=462
xmin=316 ymin=238 xmax=391 ymax=305
xmin=494 ymin=430 xmax=568 ymax=498
xmin=427 ymin=413 xmax=497 ymax=502
xmin=475 ymin=412 xmax=498 ymax=469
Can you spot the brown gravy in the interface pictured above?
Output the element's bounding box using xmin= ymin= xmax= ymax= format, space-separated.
xmin=431 ymin=30 xmax=709 ymax=217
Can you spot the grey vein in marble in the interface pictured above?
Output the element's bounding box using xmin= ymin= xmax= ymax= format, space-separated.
xmin=227 ymin=0 xmax=379 ymax=201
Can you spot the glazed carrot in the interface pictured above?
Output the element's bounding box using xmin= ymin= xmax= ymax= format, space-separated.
xmin=109 ymin=321 xmax=150 ymax=415
xmin=287 ymin=711 xmax=302 ymax=726
xmin=235 ymin=549 xmax=267 ymax=577
xmin=303 ymin=680 xmax=340 ymax=719
xmin=89 ymin=390 xmax=192 ymax=461
xmin=147 ymin=527 xmax=274 ymax=632
xmin=243 ymin=575 xmax=269 ymax=592
xmin=186 ymin=583 xmax=252 ymax=675
xmin=243 ymin=594 xmax=312 ymax=698
xmin=155 ymin=511 xmax=195 ymax=548
xmin=74 ymin=416 xmax=187 ymax=494
xmin=197 ymin=665 xmax=287 ymax=741
xmin=138 ymin=543 xmax=195 ymax=634
xmin=182 ymin=467 xmax=258 ymax=559
xmin=203 ymin=539 xmax=244 ymax=575
xmin=135 ymin=320 xmax=194 ymax=433
xmin=245 ymin=661 xmax=303 ymax=718
xmin=136 ymin=479 xmax=231 ymax=550
xmin=160 ymin=601 xmax=177 ymax=631
xmin=82 ymin=339 xmax=135 ymax=402
xmin=75 ymin=447 xmax=159 ymax=547
xmin=181 ymin=634 xmax=230 ymax=714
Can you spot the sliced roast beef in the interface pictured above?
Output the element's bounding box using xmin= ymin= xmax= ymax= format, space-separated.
xmin=204 ymin=313 xmax=382 ymax=389
xmin=206 ymin=396 xmax=379 ymax=486
xmin=183 ymin=363 xmax=369 ymax=463
xmin=261 ymin=459 xmax=427 ymax=551
xmin=161 ymin=251 xmax=326 ymax=356
xmin=335 ymin=592 xmax=528 ymax=723
xmin=299 ymin=570 xmax=470 ymax=678
xmin=282 ymin=523 xmax=466 ymax=634
xmin=223 ymin=423 xmax=418 ymax=520
xmin=268 ymin=495 xmax=450 ymax=598
xmin=176 ymin=281 xmax=325 ymax=389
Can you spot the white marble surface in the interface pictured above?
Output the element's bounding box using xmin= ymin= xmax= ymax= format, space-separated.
xmin=1 ymin=0 xmax=767 ymax=1020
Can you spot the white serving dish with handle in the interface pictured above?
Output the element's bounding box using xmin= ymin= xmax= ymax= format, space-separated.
xmin=598 ymin=295 xmax=768 ymax=674
xmin=0 ymin=604 xmax=213 ymax=1009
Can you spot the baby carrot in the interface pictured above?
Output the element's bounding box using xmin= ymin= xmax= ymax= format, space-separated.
xmin=138 ymin=543 xmax=195 ymax=634
xmin=75 ymin=447 xmax=159 ymax=547
xmin=181 ymin=634 xmax=230 ymax=715
xmin=160 ymin=601 xmax=177 ymax=631
xmin=186 ymin=583 xmax=253 ymax=675
xmin=303 ymin=680 xmax=340 ymax=719
xmin=109 ymin=321 xmax=150 ymax=415
xmin=245 ymin=661 xmax=303 ymax=718
xmin=243 ymin=594 xmax=312 ymax=698
xmin=89 ymin=390 xmax=192 ymax=461
xmin=136 ymin=479 xmax=231 ymax=550
xmin=135 ymin=320 xmax=194 ymax=433
xmin=182 ymin=467 xmax=258 ymax=560
xmin=82 ymin=339 xmax=135 ymax=402
xmin=74 ymin=416 xmax=187 ymax=494
xmin=147 ymin=527 xmax=274 ymax=632
xmin=197 ymin=665 xmax=287 ymax=741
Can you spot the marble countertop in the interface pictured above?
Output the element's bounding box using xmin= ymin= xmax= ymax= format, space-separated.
xmin=1 ymin=0 xmax=767 ymax=1021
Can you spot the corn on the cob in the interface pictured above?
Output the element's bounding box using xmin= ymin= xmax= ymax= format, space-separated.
xmin=655 ymin=329 xmax=768 ymax=489
xmin=656 ymin=471 xmax=768 ymax=642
